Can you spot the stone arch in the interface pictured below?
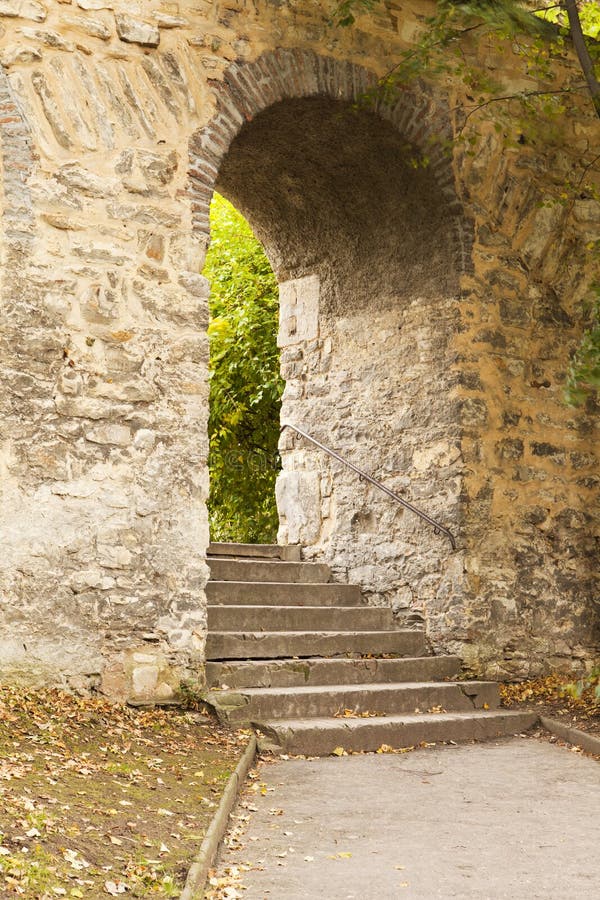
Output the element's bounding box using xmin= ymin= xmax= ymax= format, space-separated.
xmin=190 ymin=49 xmax=473 ymax=625
xmin=189 ymin=49 xmax=473 ymax=277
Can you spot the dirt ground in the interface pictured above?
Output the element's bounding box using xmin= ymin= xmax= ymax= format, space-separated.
xmin=500 ymin=672 xmax=600 ymax=737
xmin=0 ymin=684 xmax=249 ymax=898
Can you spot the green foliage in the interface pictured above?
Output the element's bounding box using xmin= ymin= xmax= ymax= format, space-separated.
xmin=536 ymin=0 xmax=600 ymax=40
xmin=204 ymin=194 xmax=283 ymax=543
xmin=565 ymin=281 xmax=600 ymax=405
xmin=563 ymin=665 xmax=600 ymax=705
xmin=331 ymin=0 xmax=379 ymax=27
xmin=333 ymin=0 xmax=600 ymax=37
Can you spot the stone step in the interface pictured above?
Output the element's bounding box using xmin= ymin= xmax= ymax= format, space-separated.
xmin=256 ymin=710 xmax=539 ymax=756
xmin=208 ymin=558 xmax=331 ymax=584
xmin=206 ymin=655 xmax=462 ymax=689
xmin=205 ymin=629 xmax=427 ymax=660
xmin=205 ymin=681 xmax=500 ymax=725
xmin=207 ymin=605 xmax=396 ymax=633
xmin=208 ymin=542 xmax=301 ymax=561
xmin=207 ymin=581 xmax=363 ymax=607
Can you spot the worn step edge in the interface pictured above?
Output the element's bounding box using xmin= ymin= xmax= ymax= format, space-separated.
xmin=206 ymin=630 xmax=426 ymax=660
xmin=256 ymin=710 xmax=538 ymax=755
xmin=207 ymin=679 xmax=498 ymax=702
xmin=206 ymin=681 xmax=500 ymax=725
xmin=207 ymin=605 xmax=395 ymax=632
xmin=208 ymin=559 xmax=331 ymax=584
xmin=206 ymin=582 xmax=363 ymax=606
xmin=180 ymin=734 xmax=257 ymax=900
xmin=208 ymin=543 xmax=301 ymax=561
xmin=206 ymin=655 xmax=462 ymax=689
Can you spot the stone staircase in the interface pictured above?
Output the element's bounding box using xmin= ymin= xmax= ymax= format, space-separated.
xmin=204 ymin=543 xmax=536 ymax=756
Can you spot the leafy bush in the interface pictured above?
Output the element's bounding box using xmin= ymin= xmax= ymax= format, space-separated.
xmin=563 ymin=666 xmax=600 ymax=707
xmin=204 ymin=194 xmax=283 ymax=543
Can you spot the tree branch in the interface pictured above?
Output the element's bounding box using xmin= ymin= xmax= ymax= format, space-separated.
xmin=562 ymin=0 xmax=600 ymax=118
xmin=455 ymin=85 xmax=583 ymax=133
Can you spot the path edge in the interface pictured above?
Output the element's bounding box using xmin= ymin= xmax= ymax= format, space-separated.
xmin=540 ymin=716 xmax=600 ymax=756
xmin=180 ymin=733 xmax=258 ymax=899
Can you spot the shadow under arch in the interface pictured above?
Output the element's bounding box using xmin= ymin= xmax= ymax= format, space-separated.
xmin=189 ymin=49 xmax=473 ymax=310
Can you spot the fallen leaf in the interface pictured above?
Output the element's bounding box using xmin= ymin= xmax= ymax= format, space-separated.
xmin=104 ymin=881 xmax=127 ymax=895
xmin=63 ymin=849 xmax=90 ymax=870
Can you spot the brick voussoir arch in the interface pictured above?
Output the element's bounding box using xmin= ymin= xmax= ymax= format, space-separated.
xmin=189 ymin=49 xmax=473 ymax=272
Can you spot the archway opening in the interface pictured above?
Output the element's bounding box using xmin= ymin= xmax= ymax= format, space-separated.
xmin=203 ymin=194 xmax=283 ymax=543
xmin=196 ymin=85 xmax=465 ymax=616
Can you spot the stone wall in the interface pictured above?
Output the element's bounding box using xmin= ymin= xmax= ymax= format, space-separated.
xmin=0 ymin=0 xmax=597 ymax=697
xmin=276 ymin=281 xmax=465 ymax=628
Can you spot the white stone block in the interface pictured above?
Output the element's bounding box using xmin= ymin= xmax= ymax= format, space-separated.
xmin=278 ymin=274 xmax=320 ymax=347
xmin=132 ymin=665 xmax=159 ymax=696
xmin=275 ymin=470 xmax=321 ymax=544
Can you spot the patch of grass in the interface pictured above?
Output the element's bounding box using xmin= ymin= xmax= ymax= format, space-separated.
xmin=0 ymin=684 xmax=250 ymax=897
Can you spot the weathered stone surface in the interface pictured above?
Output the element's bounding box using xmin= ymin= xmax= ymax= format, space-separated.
xmin=0 ymin=1 xmax=46 ymax=22
xmin=55 ymin=163 xmax=117 ymax=197
xmin=0 ymin=42 xmax=41 ymax=64
xmin=76 ymin=0 xmax=113 ymax=9
xmin=21 ymin=27 xmax=75 ymax=51
xmin=276 ymin=470 xmax=322 ymax=545
xmin=154 ymin=13 xmax=188 ymax=29
xmin=115 ymin=14 xmax=159 ymax=48
xmin=85 ymin=424 xmax=132 ymax=446
xmin=278 ymin=275 xmax=320 ymax=346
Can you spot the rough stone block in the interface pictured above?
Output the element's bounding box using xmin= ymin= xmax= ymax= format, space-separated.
xmin=278 ymin=275 xmax=320 ymax=347
xmin=0 ymin=1 xmax=46 ymax=22
xmin=276 ymin=470 xmax=321 ymax=544
xmin=85 ymin=424 xmax=132 ymax=446
xmin=115 ymin=13 xmax=160 ymax=47
xmin=0 ymin=43 xmax=42 ymax=65
xmin=77 ymin=1 xmax=113 ymax=9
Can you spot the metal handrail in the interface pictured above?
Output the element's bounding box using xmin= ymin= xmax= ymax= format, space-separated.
xmin=280 ymin=423 xmax=457 ymax=550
